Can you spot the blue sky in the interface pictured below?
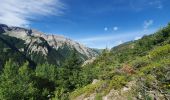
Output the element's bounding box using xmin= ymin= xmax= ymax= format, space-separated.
xmin=0 ymin=0 xmax=170 ymax=48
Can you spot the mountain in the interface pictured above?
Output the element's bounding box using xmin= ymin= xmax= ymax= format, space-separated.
xmin=0 ymin=24 xmax=98 ymax=67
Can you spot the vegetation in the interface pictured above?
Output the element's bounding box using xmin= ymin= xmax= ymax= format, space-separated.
xmin=70 ymin=23 xmax=170 ymax=99
xmin=0 ymin=60 xmax=38 ymax=99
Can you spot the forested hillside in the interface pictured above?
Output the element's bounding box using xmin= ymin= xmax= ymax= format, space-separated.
xmin=0 ymin=23 xmax=170 ymax=100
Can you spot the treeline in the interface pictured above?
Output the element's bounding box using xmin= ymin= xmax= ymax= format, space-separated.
xmin=0 ymin=50 xmax=94 ymax=100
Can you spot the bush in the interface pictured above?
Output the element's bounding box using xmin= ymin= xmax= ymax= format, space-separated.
xmin=70 ymin=81 xmax=104 ymax=99
xmin=149 ymin=44 xmax=170 ymax=59
xmin=131 ymin=57 xmax=149 ymax=69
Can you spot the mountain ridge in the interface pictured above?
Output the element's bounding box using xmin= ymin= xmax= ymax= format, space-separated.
xmin=0 ymin=24 xmax=99 ymax=66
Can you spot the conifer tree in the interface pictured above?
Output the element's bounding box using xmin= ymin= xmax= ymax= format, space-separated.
xmin=0 ymin=60 xmax=38 ymax=99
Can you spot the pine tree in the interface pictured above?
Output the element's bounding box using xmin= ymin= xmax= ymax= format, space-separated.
xmin=0 ymin=60 xmax=19 ymax=99
xmin=63 ymin=49 xmax=82 ymax=90
xmin=35 ymin=63 xmax=57 ymax=81
xmin=0 ymin=60 xmax=38 ymax=99
xmin=17 ymin=62 xmax=38 ymax=99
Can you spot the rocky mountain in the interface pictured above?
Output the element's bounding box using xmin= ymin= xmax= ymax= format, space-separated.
xmin=0 ymin=24 xmax=98 ymax=67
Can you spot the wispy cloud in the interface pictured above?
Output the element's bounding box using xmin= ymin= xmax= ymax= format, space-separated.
xmin=104 ymin=27 xmax=108 ymax=31
xmin=79 ymin=35 xmax=116 ymax=42
xmin=77 ymin=29 xmax=157 ymax=49
xmin=130 ymin=0 xmax=164 ymax=11
xmin=104 ymin=26 xmax=118 ymax=32
xmin=149 ymin=0 xmax=163 ymax=9
xmin=0 ymin=0 xmax=65 ymax=27
xmin=134 ymin=36 xmax=142 ymax=40
xmin=113 ymin=26 xmax=118 ymax=31
xmin=115 ymin=40 xmax=123 ymax=45
xmin=144 ymin=20 xmax=154 ymax=29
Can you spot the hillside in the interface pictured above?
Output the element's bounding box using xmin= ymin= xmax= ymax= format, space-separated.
xmin=70 ymin=24 xmax=170 ymax=100
xmin=0 ymin=24 xmax=98 ymax=68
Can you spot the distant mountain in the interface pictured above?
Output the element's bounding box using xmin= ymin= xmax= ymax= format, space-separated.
xmin=0 ymin=24 xmax=98 ymax=67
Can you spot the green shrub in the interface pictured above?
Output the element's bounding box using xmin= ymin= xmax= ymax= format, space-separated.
xmin=70 ymin=81 xmax=104 ymax=99
xmin=131 ymin=57 xmax=149 ymax=69
xmin=149 ymin=44 xmax=170 ymax=59
xmin=95 ymin=93 xmax=102 ymax=100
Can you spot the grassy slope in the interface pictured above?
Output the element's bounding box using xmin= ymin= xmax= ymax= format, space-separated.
xmin=70 ymin=24 xmax=170 ymax=99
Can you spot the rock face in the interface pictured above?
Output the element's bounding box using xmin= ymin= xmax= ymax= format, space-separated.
xmin=32 ymin=31 xmax=97 ymax=58
xmin=0 ymin=24 xmax=98 ymax=65
xmin=0 ymin=24 xmax=98 ymax=60
xmin=102 ymin=81 xmax=136 ymax=100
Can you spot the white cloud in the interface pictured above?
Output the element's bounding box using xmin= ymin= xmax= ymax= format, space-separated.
xmin=130 ymin=0 xmax=164 ymax=11
xmin=116 ymin=40 xmax=123 ymax=45
xmin=149 ymin=0 xmax=163 ymax=9
xmin=104 ymin=27 xmax=108 ymax=31
xmin=104 ymin=26 xmax=118 ymax=32
xmin=144 ymin=20 xmax=154 ymax=29
xmin=77 ymin=29 xmax=157 ymax=49
xmin=78 ymin=31 xmax=144 ymax=43
xmin=113 ymin=26 xmax=118 ymax=31
xmin=79 ymin=35 xmax=115 ymax=42
xmin=134 ymin=36 xmax=142 ymax=40
xmin=0 ymin=0 xmax=65 ymax=27
xmin=157 ymin=5 xmax=163 ymax=9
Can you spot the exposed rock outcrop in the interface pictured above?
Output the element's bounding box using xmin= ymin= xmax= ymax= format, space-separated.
xmin=0 ymin=24 xmax=98 ymax=60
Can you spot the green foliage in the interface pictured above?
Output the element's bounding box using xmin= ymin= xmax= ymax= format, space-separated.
xmin=0 ymin=60 xmax=38 ymax=100
xmin=110 ymin=75 xmax=128 ymax=89
xmin=134 ymin=54 xmax=170 ymax=99
xmin=95 ymin=93 xmax=102 ymax=100
xmin=131 ymin=57 xmax=150 ymax=69
xmin=70 ymin=81 xmax=104 ymax=99
xmin=102 ymin=75 xmax=129 ymax=95
xmin=149 ymin=44 xmax=170 ymax=59
xmin=57 ymin=50 xmax=82 ymax=91
xmin=36 ymin=63 xmax=57 ymax=81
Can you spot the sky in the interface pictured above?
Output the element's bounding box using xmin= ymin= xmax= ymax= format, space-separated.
xmin=0 ymin=0 xmax=170 ymax=49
